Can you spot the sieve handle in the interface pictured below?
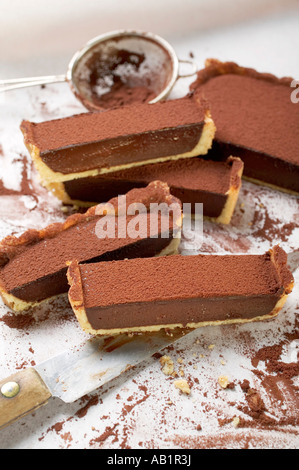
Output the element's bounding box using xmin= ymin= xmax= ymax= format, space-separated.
xmin=178 ymin=59 xmax=198 ymax=79
xmin=0 ymin=74 xmax=66 ymax=92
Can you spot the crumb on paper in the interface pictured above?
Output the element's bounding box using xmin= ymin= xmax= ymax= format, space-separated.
xmin=220 ymin=359 xmax=226 ymax=365
xmin=208 ymin=344 xmax=215 ymax=350
xmin=218 ymin=375 xmax=230 ymax=389
xmin=177 ymin=357 xmax=184 ymax=364
xmin=174 ymin=379 xmax=191 ymax=395
xmin=159 ymin=355 xmax=174 ymax=375
xmin=232 ymin=417 xmax=240 ymax=427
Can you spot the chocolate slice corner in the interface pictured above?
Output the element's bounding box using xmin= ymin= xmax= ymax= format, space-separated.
xmin=190 ymin=59 xmax=299 ymax=194
xmin=67 ymin=245 xmax=294 ymax=336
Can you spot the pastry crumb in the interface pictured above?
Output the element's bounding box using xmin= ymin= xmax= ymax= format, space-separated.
xmin=174 ymin=379 xmax=191 ymax=395
xmin=159 ymin=355 xmax=174 ymax=375
xmin=208 ymin=344 xmax=215 ymax=350
xmin=218 ymin=375 xmax=230 ymax=389
xmin=232 ymin=416 xmax=240 ymax=427
xmin=164 ymin=328 xmax=174 ymax=337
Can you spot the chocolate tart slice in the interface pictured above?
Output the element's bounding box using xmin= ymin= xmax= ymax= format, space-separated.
xmin=0 ymin=182 xmax=182 ymax=313
xmin=190 ymin=59 xmax=299 ymax=193
xmin=20 ymin=94 xmax=215 ymax=186
xmin=51 ymin=156 xmax=243 ymax=225
xmin=67 ymin=245 xmax=294 ymax=335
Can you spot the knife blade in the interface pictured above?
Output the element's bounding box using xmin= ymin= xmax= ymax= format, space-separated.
xmin=35 ymin=328 xmax=190 ymax=403
xmin=0 ymin=327 xmax=191 ymax=429
xmin=0 ymin=250 xmax=297 ymax=430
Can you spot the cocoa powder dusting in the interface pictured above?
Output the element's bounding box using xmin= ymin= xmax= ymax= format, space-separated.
xmin=0 ymin=72 xmax=298 ymax=449
xmin=0 ymin=155 xmax=33 ymax=197
xmin=77 ymin=48 xmax=157 ymax=110
xmin=234 ymin=321 xmax=299 ymax=430
xmin=75 ymin=395 xmax=99 ymax=419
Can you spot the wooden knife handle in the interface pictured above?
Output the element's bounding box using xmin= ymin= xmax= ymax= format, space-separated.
xmin=0 ymin=368 xmax=52 ymax=429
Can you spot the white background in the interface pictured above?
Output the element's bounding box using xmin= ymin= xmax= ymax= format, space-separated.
xmin=1 ymin=0 xmax=299 ymax=79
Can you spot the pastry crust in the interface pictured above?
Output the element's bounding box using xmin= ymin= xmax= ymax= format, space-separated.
xmin=213 ymin=157 xmax=243 ymax=224
xmin=190 ymin=58 xmax=294 ymax=90
xmin=242 ymin=176 xmax=299 ymax=197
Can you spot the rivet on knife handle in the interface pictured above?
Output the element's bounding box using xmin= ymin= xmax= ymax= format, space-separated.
xmin=1 ymin=381 xmax=20 ymax=398
xmin=0 ymin=368 xmax=52 ymax=429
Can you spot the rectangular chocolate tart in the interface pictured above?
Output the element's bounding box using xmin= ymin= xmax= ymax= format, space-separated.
xmin=190 ymin=59 xmax=299 ymax=193
xmin=67 ymin=245 xmax=294 ymax=335
xmin=50 ymin=156 xmax=244 ymax=225
xmin=20 ymin=94 xmax=215 ymax=186
xmin=0 ymin=182 xmax=182 ymax=313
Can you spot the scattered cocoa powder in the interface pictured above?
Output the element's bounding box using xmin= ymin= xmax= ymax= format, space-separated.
xmin=75 ymin=395 xmax=99 ymax=419
xmin=240 ymin=379 xmax=250 ymax=393
xmin=89 ymin=423 xmax=119 ymax=445
xmin=0 ymin=155 xmax=34 ymax=197
xmin=1 ymin=312 xmax=36 ymax=329
xmin=46 ymin=421 xmax=65 ymax=434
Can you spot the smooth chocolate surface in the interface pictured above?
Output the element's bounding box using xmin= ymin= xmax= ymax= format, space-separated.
xmin=0 ymin=182 xmax=181 ymax=307
xmin=63 ymin=157 xmax=243 ymax=217
xmin=20 ymin=95 xmax=210 ymax=176
xmin=67 ymin=246 xmax=293 ymax=332
xmin=190 ymin=60 xmax=299 ymax=192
